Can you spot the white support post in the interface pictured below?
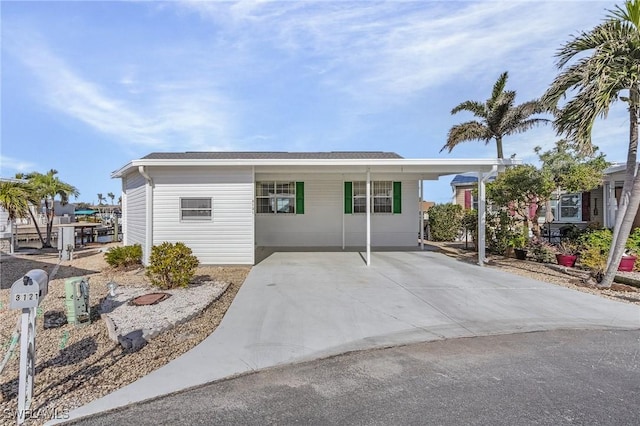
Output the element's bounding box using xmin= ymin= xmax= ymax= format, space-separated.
xmin=478 ymin=171 xmax=487 ymax=266
xmin=607 ymin=180 xmax=616 ymax=228
xmin=17 ymin=308 xmax=36 ymax=424
xmin=366 ymin=169 xmax=371 ymax=266
xmin=419 ymin=180 xmax=424 ymax=250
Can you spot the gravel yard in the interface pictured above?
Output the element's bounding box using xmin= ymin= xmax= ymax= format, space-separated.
xmin=0 ymin=242 xmax=639 ymax=426
xmin=0 ymin=245 xmax=249 ymax=426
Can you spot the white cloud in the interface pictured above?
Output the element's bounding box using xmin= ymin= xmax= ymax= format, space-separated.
xmin=176 ymin=1 xmax=608 ymax=102
xmin=0 ymin=155 xmax=37 ymax=174
xmin=3 ymin=27 xmax=236 ymax=151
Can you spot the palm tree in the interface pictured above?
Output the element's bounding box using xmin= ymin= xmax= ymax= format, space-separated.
xmin=13 ymin=173 xmax=47 ymax=247
xmin=0 ymin=180 xmax=32 ymax=253
xmin=542 ymin=0 xmax=639 ymax=288
xmin=27 ymin=170 xmax=79 ymax=248
xmin=107 ymin=192 xmax=115 ymax=206
xmin=442 ymin=71 xmax=549 ymax=159
xmin=97 ymin=193 xmax=105 ymax=205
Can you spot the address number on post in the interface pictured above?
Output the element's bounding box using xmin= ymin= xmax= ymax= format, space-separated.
xmin=14 ymin=293 xmax=39 ymax=303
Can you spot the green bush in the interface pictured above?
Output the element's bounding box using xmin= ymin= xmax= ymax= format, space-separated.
xmin=486 ymin=210 xmax=519 ymax=256
xmin=146 ymin=242 xmax=199 ymax=289
xmin=104 ymin=244 xmax=142 ymax=269
xmin=461 ymin=209 xmax=478 ymax=250
xmin=578 ymin=228 xmax=640 ymax=273
xmin=428 ymin=203 xmax=463 ymax=241
xmin=527 ymin=239 xmax=556 ymax=263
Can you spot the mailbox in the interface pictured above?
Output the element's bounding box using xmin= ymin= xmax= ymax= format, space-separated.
xmin=65 ymin=277 xmax=91 ymax=325
xmin=10 ymin=269 xmax=49 ymax=310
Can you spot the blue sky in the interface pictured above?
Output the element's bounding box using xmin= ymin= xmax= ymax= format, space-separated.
xmin=0 ymin=0 xmax=629 ymax=205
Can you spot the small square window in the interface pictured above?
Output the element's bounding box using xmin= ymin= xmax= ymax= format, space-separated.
xmin=180 ymin=198 xmax=212 ymax=221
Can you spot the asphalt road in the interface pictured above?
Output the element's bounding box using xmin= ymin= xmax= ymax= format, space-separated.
xmin=72 ymin=329 xmax=640 ymax=425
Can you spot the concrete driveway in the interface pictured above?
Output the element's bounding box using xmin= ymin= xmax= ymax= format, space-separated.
xmin=64 ymin=250 xmax=640 ymax=422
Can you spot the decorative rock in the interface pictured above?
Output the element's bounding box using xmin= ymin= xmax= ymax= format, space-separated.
xmin=100 ymin=281 xmax=229 ymax=344
xmin=43 ymin=311 xmax=68 ymax=329
xmin=118 ymin=330 xmax=147 ymax=351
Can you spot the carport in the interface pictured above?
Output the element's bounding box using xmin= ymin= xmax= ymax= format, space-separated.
xmin=112 ymin=152 xmax=518 ymax=266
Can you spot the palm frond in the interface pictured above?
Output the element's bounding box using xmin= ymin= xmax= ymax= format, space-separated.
xmin=451 ymin=100 xmax=486 ymax=117
xmin=441 ymin=121 xmax=490 ymax=153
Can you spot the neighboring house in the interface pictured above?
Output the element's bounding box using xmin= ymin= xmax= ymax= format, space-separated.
xmin=420 ymin=201 xmax=435 ymax=221
xmin=450 ymin=173 xmax=494 ymax=210
xmin=450 ymin=172 xmax=606 ymax=233
xmin=112 ymin=152 xmax=516 ymax=265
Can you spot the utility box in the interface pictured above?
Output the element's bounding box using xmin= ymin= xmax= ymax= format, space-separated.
xmin=65 ymin=277 xmax=90 ymax=325
xmin=57 ymin=225 xmax=76 ymax=261
xmin=10 ymin=269 xmax=49 ymax=310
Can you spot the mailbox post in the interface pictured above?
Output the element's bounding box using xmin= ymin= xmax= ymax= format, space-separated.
xmin=9 ymin=269 xmax=48 ymax=425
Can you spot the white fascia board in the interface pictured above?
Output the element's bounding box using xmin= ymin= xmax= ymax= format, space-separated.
xmin=111 ymin=158 xmax=520 ymax=178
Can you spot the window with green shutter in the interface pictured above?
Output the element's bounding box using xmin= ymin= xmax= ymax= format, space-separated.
xmin=345 ymin=181 xmax=400 ymax=214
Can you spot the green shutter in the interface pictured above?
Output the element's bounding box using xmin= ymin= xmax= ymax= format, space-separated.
xmin=344 ymin=182 xmax=352 ymax=214
xmin=393 ymin=181 xmax=402 ymax=214
xmin=295 ymin=182 xmax=304 ymax=214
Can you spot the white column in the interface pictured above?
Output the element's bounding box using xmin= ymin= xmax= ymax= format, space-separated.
xmin=366 ymin=169 xmax=371 ymax=266
xmin=419 ymin=180 xmax=424 ymax=250
xmin=478 ymin=171 xmax=486 ymax=266
xmin=607 ymin=180 xmax=616 ymax=228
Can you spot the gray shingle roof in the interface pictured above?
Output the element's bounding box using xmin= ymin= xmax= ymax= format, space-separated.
xmin=142 ymin=151 xmax=403 ymax=160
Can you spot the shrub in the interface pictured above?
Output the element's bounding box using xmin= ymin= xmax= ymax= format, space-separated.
xmin=104 ymin=244 xmax=142 ymax=269
xmin=527 ymin=239 xmax=556 ymax=263
xmin=146 ymin=242 xmax=199 ymax=289
xmin=486 ymin=210 xmax=519 ymax=256
xmin=578 ymin=228 xmax=640 ymax=273
xmin=428 ymin=203 xmax=464 ymax=242
xmin=461 ymin=209 xmax=478 ymax=250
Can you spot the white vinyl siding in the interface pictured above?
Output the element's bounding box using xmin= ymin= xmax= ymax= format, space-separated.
xmin=151 ymin=166 xmax=254 ymax=265
xmin=255 ymin=173 xmax=417 ymax=247
xmin=123 ymin=172 xmax=147 ymax=249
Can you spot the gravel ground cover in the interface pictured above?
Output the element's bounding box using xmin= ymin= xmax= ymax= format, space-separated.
xmin=0 ymin=245 xmax=249 ymax=426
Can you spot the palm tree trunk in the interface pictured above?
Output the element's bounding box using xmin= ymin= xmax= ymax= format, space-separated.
xmin=27 ymin=208 xmax=46 ymax=247
xmin=601 ymin=86 xmax=640 ymax=288
xmin=43 ymin=199 xmax=53 ymax=248
xmin=608 ymin=86 xmax=639 ymax=267
xmin=496 ymin=136 xmax=504 ymax=159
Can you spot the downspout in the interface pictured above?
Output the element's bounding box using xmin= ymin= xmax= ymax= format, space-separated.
xmin=478 ymin=165 xmax=498 ymax=267
xmin=139 ymin=166 xmax=153 ymax=265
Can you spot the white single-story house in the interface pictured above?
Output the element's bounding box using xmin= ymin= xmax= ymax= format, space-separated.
xmin=111 ymin=152 xmax=518 ymax=266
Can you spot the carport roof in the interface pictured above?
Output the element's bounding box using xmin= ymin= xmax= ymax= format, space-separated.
xmin=112 ymin=151 xmax=519 ymax=180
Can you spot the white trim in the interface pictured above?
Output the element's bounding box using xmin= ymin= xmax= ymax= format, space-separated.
xmin=113 ymin=158 xmax=519 ymax=178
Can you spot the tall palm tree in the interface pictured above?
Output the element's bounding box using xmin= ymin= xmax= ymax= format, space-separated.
xmin=27 ymin=170 xmax=79 ymax=248
xmin=97 ymin=193 xmax=105 ymax=205
xmin=442 ymin=71 xmax=549 ymax=159
xmin=542 ymin=0 xmax=640 ymax=288
xmin=107 ymin=192 xmax=115 ymax=205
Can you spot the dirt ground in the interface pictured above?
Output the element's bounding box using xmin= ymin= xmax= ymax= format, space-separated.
xmin=0 ymin=245 xmax=250 ymax=426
